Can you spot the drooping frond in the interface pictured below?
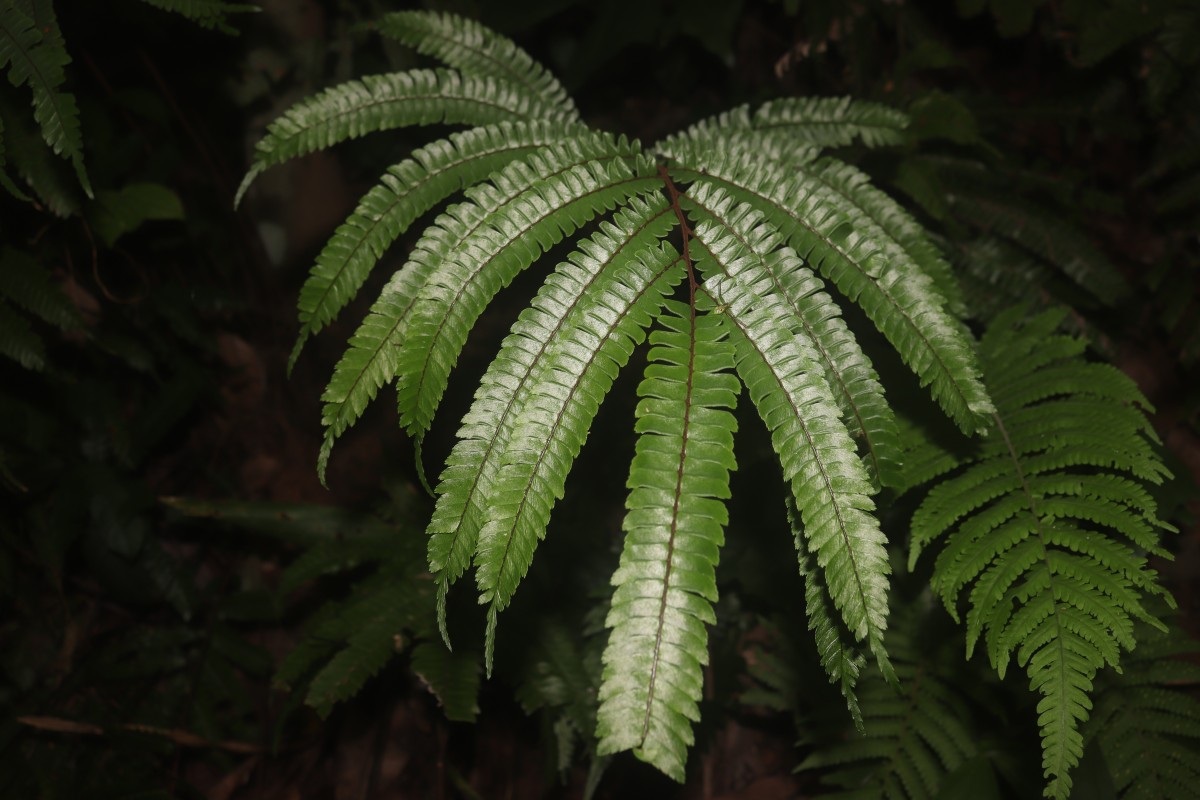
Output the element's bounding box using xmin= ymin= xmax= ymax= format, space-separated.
xmin=909 ymin=306 xmax=1175 ymax=800
xmin=790 ymin=497 xmax=867 ymax=726
xmin=927 ymin=156 xmax=1130 ymax=307
xmin=0 ymin=301 xmax=45 ymax=369
xmin=289 ymin=120 xmax=584 ymax=371
xmin=0 ymin=0 xmax=89 ymax=195
xmin=668 ymin=146 xmax=994 ymax=436
xmin=596 ymin=302 xmax=739 ymax=782
xmin=704 ymin=271 xmax=894 ymax=681
xmin=799 ymin=605 xmax=979 ymax=800
xmin=472 ymin=243 xmax=685 ymax=671
xmin=314 ymin=135 xmax=651 ymax=479
xmin=1087 ymin=619 xmax=1200 ymax=800
xmin=683 ymin=182 xmax=904 ymax=489
xmin=410 ymin=639 xmax=481 ymax=722
xmin=0 ymin=246 xmax=80 ymax=330
xmin=236 ymin=69 xmax=574 ymax=204
xmin=427 ymin=196 xmax=676 ymax=640
xmin=799 ymin=157 xmax=968 ymax=320
xmin=391 ymin=149 xmax=660 ymax=440
xmin=670 ymin=96 xmax=908 ymax=151
xmin=373 ymin=11 xmax=578 ymax=120
xmin=135 ymin=0 xmax=258 ymax=34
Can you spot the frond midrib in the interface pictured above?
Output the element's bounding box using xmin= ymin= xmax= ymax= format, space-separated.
xmin=639 ymin=295 xmax=698 ymax=749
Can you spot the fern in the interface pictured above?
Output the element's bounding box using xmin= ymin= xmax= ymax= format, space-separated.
xmin=909 ymin=306 xmax=1175 ymax=799
xmin=244 ymin=9 xmax=1009 ymax=782
xmin=1086 ymin=618 xmax=1200 ymax=799
xmin=135 ymin=0 xmax=257 ymax=34
xmin=798 ymin=604 xmax=981 ymax=800
xmin=0 ymin=0 xmax=89 ymax=195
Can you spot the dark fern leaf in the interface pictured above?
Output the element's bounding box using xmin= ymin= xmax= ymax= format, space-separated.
xmin=909 ymin=306 xmax=1175 ymax=800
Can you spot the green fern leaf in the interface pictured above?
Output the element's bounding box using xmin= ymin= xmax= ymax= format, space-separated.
xmin=0 ymin=112 xmax=28 ymax=200
xmin=909 ymin=306 xmax=1174 ymax=799
xmin=0 ymin=300 xmax=45 ymax=369
xmin=668 ymin=146 xmax=994 ymax=436
xmin=391 ymin=148 xmax=660 ymax=439
xmin=410 ymin=640 xmax=481 ymax=722
xmin=0 ymin=246 xmax=79 ymax=329
xmin=595 ymin=301 xmax=739 ymax=781
xmin=0 ymin=0 xmax=90 ymax=196
xmin=1088 ymin=620 xmax=1200 ymax=800
xmin=704 ymin=270 xmax=894 ymax=681
xmin=314 ymin=134 xmax=648 ymax=480
xmin=427 ymin=196 xmax=676 ymax=641
xmin=675 ymin=96 xmax=908 ymax=150
xmin=136 ymin=0 xmax=258 ymax=34
xmin=289 ymin=120 xmax=584 ymax=372
xmin=236 ymin=68 xmax=573 ymax=204
xmin=373 ymin=10 xmax=578 ymax=120
xmin=472 ymin=243 xmax=685 ymax=672
xmin=683 ymin=182 xmax=904 ymax=489
xmin=790 ymin=496 xmax=867 ymax=726
xmin=799 ymin=605 xmax=978 ymax=800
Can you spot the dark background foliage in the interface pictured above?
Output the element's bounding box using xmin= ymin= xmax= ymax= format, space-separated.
xmin=1 ymin=1 xmax=1197 ymax=797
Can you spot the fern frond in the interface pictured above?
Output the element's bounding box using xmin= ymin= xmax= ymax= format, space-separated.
xmin=704 ymin=271 xmax=893 ymax=680
xmin=289 ymin=120 xmax=584 ymax=371
xmin=683 ymin=182 xmax=904 ymax=489
xmin=136 ymin=0 xmax=258 ymax=34
xmin=596 ymin=301 xmax=739 ymax=781
xmin=391 ymin=149 xmax=660 ymax=439
xmin=0 ymin=246 xmax=79 ymax=329
xmin=373 ymin=11 xmax=577 ymax=120
xmin=0 ymin=0 xmax=89 ymax=195
xmin=799 ymin=605 xmax=978 ymax=800
xmin=790 ymin=497 xmax=867 ymax=726
xmin=672 ymin=96 xmax=908 ymax=150
xmin=472 ymin=243 xmax=685 ymax=672
xmin=0 ymin=301 xmax=45 ymax=369
xmin=930 ymin=157 xmax=1129 ymax=306
xmin=0 ymin=109 xmax=27 ymax=200
xmin=668 ymin=147 xmax=994 ymax=435
xmin=410 ymin=640 xmax=481 ymax=722
xmin=427 ymin=196 xmax=676 ymax=641
xmin=236 ymin=68 xmax=573 ymax=204
xmin=314 ymin=135 xmax=650 ymax=480
xmin=909 ymin=306 xmax=1174 ymax=799
xmin=1088 ymin=620 xmax=1200 ymax=799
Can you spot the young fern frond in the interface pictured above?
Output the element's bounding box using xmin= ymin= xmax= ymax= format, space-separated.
xmin=596 ymin=302 xmax=739 ymax=781
xmin=0 ymin=0 xmax=90 ymax=195
xmin=372 ymin=11 xmax=578 ymax=120
xmin=427 ymin=196 xmax=677 ymax=641
xmin=909 ymin=307 xmax=1175 ymax=800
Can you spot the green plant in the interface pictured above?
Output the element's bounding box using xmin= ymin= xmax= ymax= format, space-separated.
xmin=238 ymin=10 xmax=1187 ymax=797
